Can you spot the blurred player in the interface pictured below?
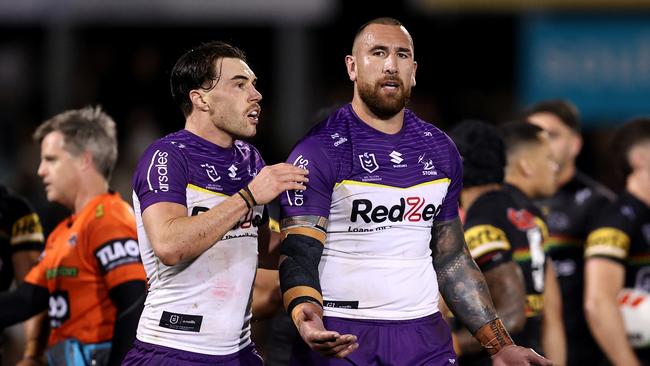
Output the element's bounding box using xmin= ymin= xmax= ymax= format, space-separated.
xmin=584 ymin=117 xmax=650 ymax=366
xmin=0 ymin=184 xmax=48 ymax=365
xmin=278 ymin=18 xmax=552 ymax=366
xmin=123 ymin=41 xmax=308 ymax=366
xmin=0 ymin=106 xmax=148 ymax=366
xmin=449 ymin=121 xmax=566 ymax=365
xmin=525 ymin=100 xmax=614 ymax=365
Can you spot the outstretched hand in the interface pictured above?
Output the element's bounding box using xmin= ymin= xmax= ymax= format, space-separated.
xmin=248 ymin=163 xmax=309 ymax=205
xmin=492 ymin=345 xmax=553 ymax=366
xmin=294 ymin=303 xmax=358 ymax=358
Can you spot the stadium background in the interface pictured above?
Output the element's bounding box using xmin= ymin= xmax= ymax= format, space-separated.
xmin=1 ymin=0 xmax=649 ymax=255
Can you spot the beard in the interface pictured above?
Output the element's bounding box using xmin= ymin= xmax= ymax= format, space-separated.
xmin=358 ymin=77 xmax=411 ymax=119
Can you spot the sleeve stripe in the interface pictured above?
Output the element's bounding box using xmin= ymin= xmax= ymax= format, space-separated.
xmin=585 ymin=245 xmax=627 ymax=259
xmin=282 ymin=227 xmax=326 ymax=244
xmin=10 ymin=233 xmax=45 ymax=245
xmin=469 ymin=241 xmax=511 ymax=259
xmin=283 ymin=285 xmax=323 ymax=309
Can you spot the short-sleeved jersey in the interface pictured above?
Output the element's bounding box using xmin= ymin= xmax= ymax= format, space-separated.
xmin=585 ymin=191 xmax=650 ymax=292
xmin=0 ymin=185 xmax=44 ymax=291
xmin=463 ymin=184 xmax=548 ymax=352
xmin=132 ymin=130 xmax=266 ymax=355
xmin=24 ymin=192 xmax=146 ymax=346
xmin=280 ymin=104 xmax=462 ymax=321
xmin=533 ymin=172 xmax=614 ymax=355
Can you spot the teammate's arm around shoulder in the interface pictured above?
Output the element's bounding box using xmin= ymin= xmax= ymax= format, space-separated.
xmin=431 ymin=218 xmax=552 ymax=366
xmin=279 ymin=215 xmax=358 ymax=358
xmin=143 ymin=163 xmax=308 ymax=266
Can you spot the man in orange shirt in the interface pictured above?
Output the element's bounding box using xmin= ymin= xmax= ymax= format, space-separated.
xmin=0 ymin=106 xmax=147 ymax=366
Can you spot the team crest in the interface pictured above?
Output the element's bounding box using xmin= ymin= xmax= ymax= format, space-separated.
xmin=359 ymin=152 xmax=379 ymax=173
xmin=507 ymin=208 xmax=537 ymax=230
xmin=201 ymin=163 xmax=221 ymax=182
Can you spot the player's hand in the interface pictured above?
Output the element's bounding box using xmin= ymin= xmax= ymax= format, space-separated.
xmin=295 ymin=303 xmax=358 ymax=358
xmin=491 ymin=345 xmax=552 ymax=365
xmin=247 ymin=163 xmax=309 ymax=205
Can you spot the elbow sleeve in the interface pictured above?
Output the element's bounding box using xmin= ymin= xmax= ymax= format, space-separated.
xmin=279 ymin=233 xmax=324 ymax=315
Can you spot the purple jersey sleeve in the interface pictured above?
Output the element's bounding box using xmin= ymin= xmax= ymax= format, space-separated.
xmin=436 ymin=137 xmax=462 ymax=221
xmin=133 ymin=141 xmax=189 ymax=212
xmin=280 ymin=136 xmax=336 ymax=219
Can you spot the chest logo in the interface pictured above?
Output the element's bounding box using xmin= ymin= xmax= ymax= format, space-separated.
xmin=201 ymin=163 xmax=221 ymax=182
xmin=507 ymin=208 xmax=537 ymax=230
xmin=228 ymin=164 xmax=241 ymax=180
xmin=389 ymin=151 xmax=403 ymax=164
xmin=359 ymin=152 xmax=379 ymax=174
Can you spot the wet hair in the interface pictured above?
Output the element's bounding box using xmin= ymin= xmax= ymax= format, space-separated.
xmin=170 ymin=41 xmax=247 ymax=117
xmin=611 ymin=117 xmax=650 ymax=177
xmin=499 ymin=121 xmax=545 ymax=157
xmin=523 ymin=99 xmax=581 ymax=132
xmin=448 ymin=120 xmax=505 ymax=188
xmin=33 ymin=106 xmax=117 ymax=180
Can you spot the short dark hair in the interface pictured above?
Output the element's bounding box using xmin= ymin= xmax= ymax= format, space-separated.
xmin=500 ymin=121 xmax=545 ymax=156
xmin=33 ymin=106 xmax=117 ymax=180
xmin=524 ymin=99 xmax=581 ymax=132
xmin=448 ymin=120 xmax=505 ymax=188
xmin=612 ymin=117 xmax=650 ymax=177
xmin=353 ymin=17 xmax=407 ymax=52
xmin=170 ymin=41 xmax=247 ymax=117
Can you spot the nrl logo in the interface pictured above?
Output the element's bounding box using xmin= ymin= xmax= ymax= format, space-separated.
xmin=201 ymin=163 xmax=221 ymax=182
xmin=359 ymin=152 xmax=379 ymax=173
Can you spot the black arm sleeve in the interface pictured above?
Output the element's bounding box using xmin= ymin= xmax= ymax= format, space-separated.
xmin=279 ymin=233 xmax=324 ymax=314
xmin=107 ymin=280 xmax=146 ymax=366
xmin=0 ymin=282 xmax=49 ymax=328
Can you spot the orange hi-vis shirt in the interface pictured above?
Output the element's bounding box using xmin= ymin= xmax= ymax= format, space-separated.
xmin=25 ymin=192 xmax=146 ymax=346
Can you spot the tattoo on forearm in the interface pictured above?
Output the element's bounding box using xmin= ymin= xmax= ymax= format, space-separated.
xmin=431 ymin=217 xmax=497 ymax=333
xmin=280 ymin=216 xmax=328 ymax=231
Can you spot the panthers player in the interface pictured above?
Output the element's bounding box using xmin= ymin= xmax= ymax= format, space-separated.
xmin=124 ymin=41 xmax=308 ymax=366
xmin=584 ymin=118 xmax=650 ymax=365
xmin=278 ymin=18 xmax=551 ymax=366
xmin=525 ymin=100 xmax=614 ymax=365
xmin=450 ymin=121 xmax=566 ymax=366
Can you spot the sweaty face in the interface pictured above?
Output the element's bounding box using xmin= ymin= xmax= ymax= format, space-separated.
xmin=351 ymin=24 xmax=417 ymax=119
xmin=528 ymin=112 xmax=579 ymax=171
xmin=37 ymin=131 xmax=83 ymax=208
xmin=529 ymin=133 xmax=559 ymax=198
xmin=203 ymin=57 xmax=262 ymax=139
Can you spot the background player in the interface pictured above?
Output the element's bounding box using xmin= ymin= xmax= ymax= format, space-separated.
xmin=0 ymin=106 xmax=148 ymax=366
xmin=278 ymin=17 xmax=551 ymax=366
xmin=0 ymin=184 xmax=48 ymax=365
xmin=124 ymin=41 xmax=308 ymax=366
xmin=584 ymin=117 xmax=650 ymax=366
xmin=450 ymin=121 xmax=565 ymax=365
xmin=524 ymin=99 xmax=614 ymax=364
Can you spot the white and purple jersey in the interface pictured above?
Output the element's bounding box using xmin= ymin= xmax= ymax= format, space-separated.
xmin=132 ymin=129 xmax=265 ymax=355
xmin=280 ymin=104 xmax=462 ymax=321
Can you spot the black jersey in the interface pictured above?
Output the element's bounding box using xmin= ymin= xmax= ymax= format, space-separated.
xmin=586 ymin=191 xmax=650 ymax=291
xmin=0 ymin=185 xmax=45 ymax=292
xmin=585 ymin=191 xmax=650 ymax=362
xmin=464 ymin=184 xmax=548 ymax=355
xmin=534 ymin=171 xmax=614 ymax=363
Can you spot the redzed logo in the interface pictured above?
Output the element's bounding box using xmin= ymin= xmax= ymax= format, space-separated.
xmin=350 ymin=197 xmax=440 ymax=223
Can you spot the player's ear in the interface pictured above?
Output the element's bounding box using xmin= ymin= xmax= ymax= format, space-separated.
xmin=569 ymin=133 xmax=582 ymax=160
xmin=77 ymin=150 xmax=94 ymax=171
xmin=518 ymin=157 xmax=534 ymax=177
xmin=411 ymin=61 xmax=417 ymax=87
xmin=189 ymin=90 xmax=210 ymax=112
xmin=345 ymin=55 xmax=357 ymax=82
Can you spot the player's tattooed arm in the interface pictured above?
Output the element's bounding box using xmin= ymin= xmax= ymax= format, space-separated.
xmin=431 ymin=217 xmax=498 ymax=333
